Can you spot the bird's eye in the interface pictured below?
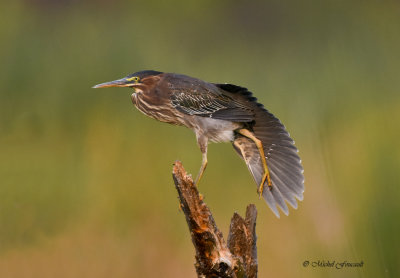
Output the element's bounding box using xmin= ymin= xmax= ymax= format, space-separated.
xmin=126 ymin=76 xmax=140 ymax=82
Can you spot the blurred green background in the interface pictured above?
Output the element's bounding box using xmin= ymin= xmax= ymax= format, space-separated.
xmin=1 ymin=0 xmax=399 ymax=277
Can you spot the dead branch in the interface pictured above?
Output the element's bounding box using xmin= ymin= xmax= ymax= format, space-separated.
xmin=172 ymin=161 xmax=258 ymax=278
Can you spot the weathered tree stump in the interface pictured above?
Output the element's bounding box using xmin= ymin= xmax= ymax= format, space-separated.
xmin=172 ymin=161 xmax=258 ymax=278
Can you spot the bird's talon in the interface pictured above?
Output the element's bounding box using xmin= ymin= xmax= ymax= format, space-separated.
xmin=258 ymin=184 xmax=264 ymax=198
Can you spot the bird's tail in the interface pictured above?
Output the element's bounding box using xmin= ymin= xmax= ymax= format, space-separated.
xmin=233 ymin=108 xmax=304 ymax=217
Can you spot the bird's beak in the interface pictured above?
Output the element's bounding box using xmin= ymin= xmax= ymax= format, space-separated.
xmin=92 ymin=78 xmax=134 ymax=88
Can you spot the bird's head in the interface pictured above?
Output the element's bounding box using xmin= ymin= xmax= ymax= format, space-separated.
xmin=93 ymin=70 xmax=163 ymax=92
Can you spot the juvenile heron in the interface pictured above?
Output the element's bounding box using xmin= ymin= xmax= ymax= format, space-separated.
xmin=93 ymin=70 xmax=304 ymax=217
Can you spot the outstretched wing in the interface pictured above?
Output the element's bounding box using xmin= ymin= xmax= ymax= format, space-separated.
xmin=170 ymin=86 xmax=255 ymax=122
xmin=233 ymin=121 xmax=304 ymax=217
xmin=216 ymin=84 xmax=304 ymax=217
xmin=252 ymin=103 xmax=304 ymax=217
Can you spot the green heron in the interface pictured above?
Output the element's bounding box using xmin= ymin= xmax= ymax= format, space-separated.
xmin=93 ymin=70 xmax=304 ymax=217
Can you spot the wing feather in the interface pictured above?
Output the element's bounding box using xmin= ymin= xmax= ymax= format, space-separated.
xmin=170 ymin=86 xmax=255 ymax=122
xmin=224 ymin=83 xmax=304 ymax=217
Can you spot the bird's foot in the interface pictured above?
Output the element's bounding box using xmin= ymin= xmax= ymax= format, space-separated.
xmin=258 ymin=172 xmax=272 ymax=198
xmin=194 ymin=176 xmax=201 ymax=187
xmin=257 ymin=183 xmax=264 ymax=199
xmin=194 ymin=158 xmax=208 ymax=187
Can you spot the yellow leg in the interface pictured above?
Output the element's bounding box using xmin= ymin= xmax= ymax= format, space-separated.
xmin=238 ymin=129 xmax=272 ymax=197
xmin=195 ymin=151 xmax=208 ymax=186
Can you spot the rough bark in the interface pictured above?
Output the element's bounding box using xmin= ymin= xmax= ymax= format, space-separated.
xmin=172 ymin=161 xmax=258 ymax=278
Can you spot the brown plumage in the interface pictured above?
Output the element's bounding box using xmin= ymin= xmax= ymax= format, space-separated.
xmin=93 ymin=70 xmax=304 ymax=217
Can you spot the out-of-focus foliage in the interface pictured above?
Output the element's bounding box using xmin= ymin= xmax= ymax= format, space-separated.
xmin=1 ymin=0 xmax=399 ymax=277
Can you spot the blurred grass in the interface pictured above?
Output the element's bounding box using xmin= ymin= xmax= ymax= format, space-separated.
xmin=1 ymin=0 xmax=399 ymax=277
